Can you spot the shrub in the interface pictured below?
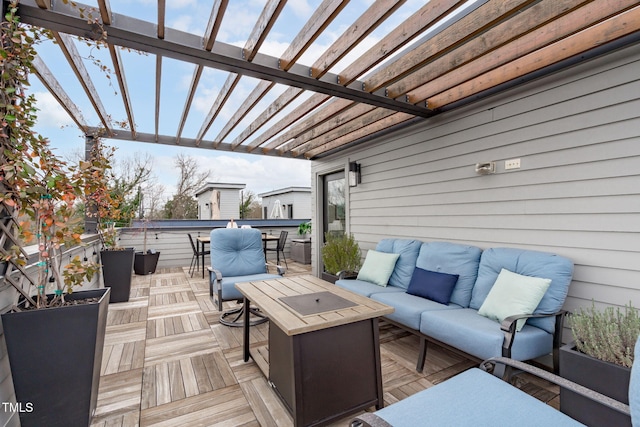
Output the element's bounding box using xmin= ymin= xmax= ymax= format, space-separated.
xmin=571 ymin=302 xmax=640 ymax=368
xmin=321 ymin=232 xmax=361 ymax=275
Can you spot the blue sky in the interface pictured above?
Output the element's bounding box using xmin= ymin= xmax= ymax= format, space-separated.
xmin=30 ymin=0 xmax=425 ymax=198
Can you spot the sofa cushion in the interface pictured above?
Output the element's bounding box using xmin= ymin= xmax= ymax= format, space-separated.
xmin=478 ymin=268 xmax=551 ymax=332
xmin=420 ymin=308 xmax=553 ymax=361
xmin=371 ymin=292 xmax=460 ymax=330
xmin=357 ymin=249 xmax=400 ymax=287
xmin=334 ymin=279 xmax=405 ymax=298
xmin=415 ymin=241 xmax=482 ymax=308
xmin=362 ymin=367 xmax=584 ymax=427
xmin=406 ymin=267 xmax=459 ymax=305
xmin=375 ymin=239 xmax=422 ymax=289
xmin=470 ymin=247 xmax=574 ymax=333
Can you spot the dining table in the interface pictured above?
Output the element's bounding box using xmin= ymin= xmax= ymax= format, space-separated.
xmin=196 ymin=232 xmax=280 ymax=278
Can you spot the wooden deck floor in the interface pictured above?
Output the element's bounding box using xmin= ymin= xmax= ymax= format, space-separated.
xmin=90 ymin=262 xmax=559 ymax=427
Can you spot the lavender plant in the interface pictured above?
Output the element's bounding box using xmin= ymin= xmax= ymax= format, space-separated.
xmin=571 ymin=302 xmax=640 ymax=368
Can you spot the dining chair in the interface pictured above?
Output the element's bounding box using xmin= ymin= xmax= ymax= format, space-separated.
xmin=265 ymin=230 xmax=288 ymax=268
xmin=188 ymin=233 xmax=209 ymax=278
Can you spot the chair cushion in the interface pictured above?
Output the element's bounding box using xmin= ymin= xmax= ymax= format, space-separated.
xmin=357 ymin=250 xmax=400 ymax=287
xmin=478 ymin=268 xmax=551 ymax=332
xmin=416 ymin=241 xmax=482 ymax=307
xmin=406 ymin=267 xmax=459 ymax=305
xmin=375 ymin=239 xmax=422 ymax=289
xmin=371 ymin=292 xmax=460 ymax=330
xmin=334 ymin=279 xmax=405 ymax=298
xmin=210 ymin=228 xmax=267 ymax=277
xmin=420 ymin=308 xmax=553 ymax=361
xmin=470 ymin=247 xmax=573 ymax=333
xmin=368 ymin=368 xmax=585 ymax=426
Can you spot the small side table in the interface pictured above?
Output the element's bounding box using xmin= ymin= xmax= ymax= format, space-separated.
xmin=290 ymin=239 xmax=311 ymax=264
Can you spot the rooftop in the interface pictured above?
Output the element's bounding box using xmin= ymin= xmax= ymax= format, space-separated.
xmin=91 ymin=263 xmax=559 ymax=426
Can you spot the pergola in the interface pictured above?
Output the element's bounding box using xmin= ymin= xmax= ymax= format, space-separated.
xmin=13 ymin=0 xmax=640 ymax=159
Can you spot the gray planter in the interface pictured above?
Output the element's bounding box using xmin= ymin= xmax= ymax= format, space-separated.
xmin=134 ymin=250 xmax=160 ymax=275
xmin=101 ymin=248 xmax=134 ymax=302
xmin=1 ymin=288 xmax=110 ymax=427
xmin=559 ymin=342 xmax=632 ymax=427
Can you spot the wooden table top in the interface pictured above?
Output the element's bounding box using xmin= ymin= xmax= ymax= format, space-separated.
xmin=235 ymin=275 xmax=394 ymax=336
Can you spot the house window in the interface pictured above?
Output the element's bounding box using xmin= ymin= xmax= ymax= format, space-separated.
xmin=288 ymin=204 xmax=294 ymax=218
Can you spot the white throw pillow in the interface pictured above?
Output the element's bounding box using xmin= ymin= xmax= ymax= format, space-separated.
xmin=356 ymin=250 xmax=400 ymax=287
xmin=478 ymin=268 xmax=551 ymax=331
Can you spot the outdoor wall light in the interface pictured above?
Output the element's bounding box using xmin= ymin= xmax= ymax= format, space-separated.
xmin=349 ymin=161 xmax=361 ymax=187
xmin=475 ymin=162 xmax=496 ymax=175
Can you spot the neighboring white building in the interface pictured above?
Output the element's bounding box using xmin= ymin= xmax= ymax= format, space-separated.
xmin=259 ymin=187 xmax=311 ymax=219
xmin=195 ymin=182 xmax=245 ymax=220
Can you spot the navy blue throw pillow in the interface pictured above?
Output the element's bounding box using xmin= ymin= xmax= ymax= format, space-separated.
xmin=406 ymin=268 xmax=459 ymax=305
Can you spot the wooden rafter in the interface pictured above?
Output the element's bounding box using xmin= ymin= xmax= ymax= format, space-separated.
xmin=310 ymin=0 xmax=405 ymax=79
xmin=108 ymin=45 xmax=136 ymax=139
xmin=31 ymin=56 xmax=89 ymax=132
xmin=244 ymin=0 xmax=406 ymax=152
xmin=279 ymin=103 xmax=376 ymax=154
xmin=157 ymin=0 xmax=165 ymax=39
xmin=216 ymin=80 xmax=275 ymax=143
xmin=363 ymin=0 xmax=537 ymax=93
xmin=279 ymin=0 xmax=349 ymax=71
xmin=271 ymin=98 xmax=355 ymax=153
xmin=176 ymin=0 xmax=228 ymax=143
xmin=97 ymin=0 xmax=111 ymax=26
xmin=243 ymin=0 xmax=287 ymax=62
xmin=407 ymin=0 xmax=638 ymax=103
xmin=52 ymin=31 xmax=112 ymax=134
xmin=155 ymin=55 xmax=161 ymax=141
xmin=248 ymin=93 xmax=331 ymax=152
xmin=338 ymin=0 xmax=467 ymax=86
xmin=388 ymin=0 xmax=591 ymax=99
xmin=427 ymin=4 xmax=640 ymax=109
xmin=199 ymin=0 xmax=286 ymax=147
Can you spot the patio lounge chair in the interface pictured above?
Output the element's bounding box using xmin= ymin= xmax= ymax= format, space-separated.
xmin=208 ymin=227 xmax=284 ymax=327
xmin=351 ymin=337 xmax=640 ymax=427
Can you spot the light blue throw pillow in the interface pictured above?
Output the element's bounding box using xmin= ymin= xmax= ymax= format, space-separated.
xmin=478 ymin=268 xmax=551 ymax=331
xmin=357 ymin=250 xmax=400 ymax=287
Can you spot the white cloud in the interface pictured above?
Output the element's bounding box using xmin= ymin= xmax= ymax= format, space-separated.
xmin=33 ymin=91 xmax=77 ymax=128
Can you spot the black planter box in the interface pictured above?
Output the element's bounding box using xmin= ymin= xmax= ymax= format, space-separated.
xmin=101 ymin=248 xmax=134 ymax=303
xmin=134 ymin=251 xmax=160 ymax=275
xmin=559 ymin=342 xmax=632 ymax=427
xmin=1 ymin=288 xmax=110 ymax=427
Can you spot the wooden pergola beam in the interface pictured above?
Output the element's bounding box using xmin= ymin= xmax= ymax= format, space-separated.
xmin=108 ymin=44 xmax=136 ymax=139
xmin=387 ymin=0 xmax=591 ymax=99
xmin=176 ymin=0 xmax=229 ymax=143
xmin=217 ymin=80 xmax=275 ymax=144
xmin=407 ymin=0 xmax=638 ymax=103
xmin=52 ymin=31 xmax=112 ymax=134
xmin=363 ymin=0 xmax=537 ymax=92
xmin=31 ymin=56 xmax=89 ymax=132
xmin=427 ymin=4 xmax=640 ymax=109
xmin=337 ymin=0 xmax=468 ymax=86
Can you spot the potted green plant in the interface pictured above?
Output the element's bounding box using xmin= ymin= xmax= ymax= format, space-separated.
xmin=134 ymin=218 xmax=160 ymax=275
xmin=320 ymin=232 xmax=361 ymax=283
xmin=297 ymin=221 xmax=312 ymax=240
xmin=0 ymin=5 xmax=109 ymax=425
xmin=559 ymin=302 xmax=640 ymax=427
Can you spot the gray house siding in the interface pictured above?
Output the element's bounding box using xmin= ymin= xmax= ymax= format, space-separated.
xmin=311 ymin=43 xmax=640 ymax=341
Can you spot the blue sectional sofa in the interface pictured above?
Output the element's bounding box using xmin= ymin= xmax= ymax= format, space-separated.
xmin=335 ymin=239 xmax=574 ymax=372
